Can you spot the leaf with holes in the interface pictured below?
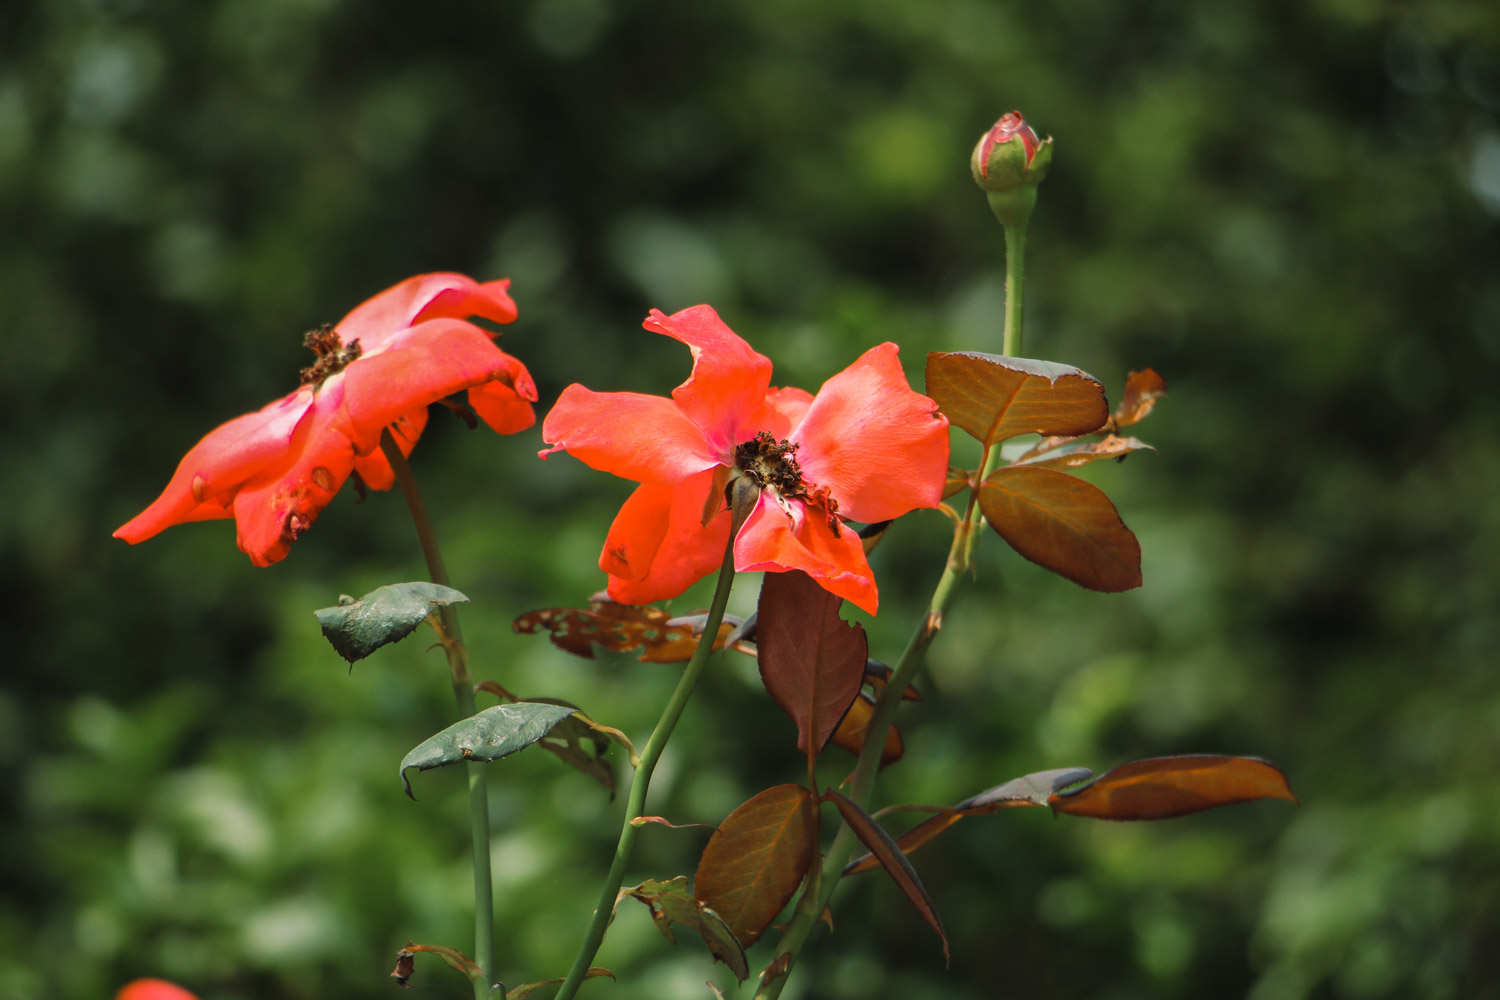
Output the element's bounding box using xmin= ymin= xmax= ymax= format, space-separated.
xmin=978 ymin=465 xmax=1141 ymax=592
xmin=829 ymin=694 xmax=904 ymax=767
xmin=1050 ymin=755 xmax=1296 ymax=820
xmin=926 ymin=353 xmax=1108 ymax=448
xmin=757 ymin=570 xmax=867 ymax=767
xmin=314 ymin=582 xmax=468 ymax=664
xmin=825 ymin=789 xmax=948 ymax=964
xmin=398 ymin=702 xmax=576 ymax=799
xmin=1012 ymin=434 xmax=1154 ymax=471
xmin=512 ymin=601 xmax=744 ymax=663
xmin=619 ymin=876 xmax=749 ymax=981
xmin=844 ymin=767 xmax=1092 ymax=875
xmin=695 ymin=784 xmax=818 ymax=948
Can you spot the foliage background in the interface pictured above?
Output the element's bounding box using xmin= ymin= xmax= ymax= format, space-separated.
xmin=4 ymin=0 xmax=1499 ymax=997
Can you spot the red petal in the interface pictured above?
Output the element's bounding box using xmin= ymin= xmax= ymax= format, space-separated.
xmin=114 ymin=390 xmax=313 ymax=544
xmin=644 ymin=306 xmax=774 ymax=455
xmin=337 ymin=273 xmax=516 ymax=354
xmin=228 ymin=388 xmax=359 ymax=566
xmin=734 ymin=497 xmax=879 ymax=615
xmin=339 ymin=320 xmax=532 ymax=454
xmin=791 ymin=342 xmax=949 ymax=524
xmin=603 ymin=469 xmax=732 ymax=605
xmin=467 ymin=349 xmax=539 ymax=435
xmin=540 ymin=385 xmax=718 ymax=483
xmin=116 ymin=979 xmax=199 ymax=1000
xmin=351 ymin=406 xmax=427 ymax=490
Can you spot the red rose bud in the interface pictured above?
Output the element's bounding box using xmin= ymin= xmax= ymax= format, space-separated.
xmin=970 ymin=110 xmax=1052 ymax=228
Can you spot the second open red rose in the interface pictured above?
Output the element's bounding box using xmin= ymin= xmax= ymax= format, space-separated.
xmin=540 ymin=306 xmax=949 ymax=614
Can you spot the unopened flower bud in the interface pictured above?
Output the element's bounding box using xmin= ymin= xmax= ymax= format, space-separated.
xmin=970 ymin=110 xmax=1052 ymax=228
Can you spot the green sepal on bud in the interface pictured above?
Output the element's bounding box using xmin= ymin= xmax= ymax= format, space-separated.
xmin=970 ymin=110 xmax=1052 ymax=229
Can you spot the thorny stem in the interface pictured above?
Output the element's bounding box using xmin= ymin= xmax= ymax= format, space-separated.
xmin=381 ymin=429 xmax=494 ymax=1000
xmin=752 ymin=218 xmax=1030 ymax=999
xmin=554 ymin=534 xmax=739 ymax=1000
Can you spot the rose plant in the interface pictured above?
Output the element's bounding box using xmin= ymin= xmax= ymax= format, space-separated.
xmin=114 ymin=112 xmax=1292 ymax=999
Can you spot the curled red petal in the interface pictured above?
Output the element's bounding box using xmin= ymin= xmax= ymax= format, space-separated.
xmin=116 ymin=979 xmax=199 ymax=1000
xmin=734 ymin=496 xmax=879 ymax=615
xmin=467 ymin=350 xmax=539 ymax=435
xmin=114 ymin=390 xmax=313 ymax=544
xmin=603 ymin=469 xmax=732 ymax=606
xmin=644 ymin=305 xmax=774 ymax=455
xmin=339 ymin=320 xmax=533 ymax=454
xmin=791 ymin=342 xmax=949 ymax=524
xmin=336 ymin=273 xmax=516 ymax=354
xmin=540 ymin=384 xmax=719 ymax=482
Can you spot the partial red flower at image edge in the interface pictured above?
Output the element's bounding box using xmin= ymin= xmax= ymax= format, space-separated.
xmin=539 ymin=304 xmax=949 ymax=615
xmin=116 ymin=979 xmax=199 ymax=1000
xmin=114 ymin=272 xmax=538 ymax=566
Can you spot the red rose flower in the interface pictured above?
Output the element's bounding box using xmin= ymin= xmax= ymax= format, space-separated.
xmin=540 ymin=305 xmax=948 ymax=614
xmin=116 ymin=980 xmax=198 ymax=1000
xmin=115 ymin=273 xmax=538 ymax=565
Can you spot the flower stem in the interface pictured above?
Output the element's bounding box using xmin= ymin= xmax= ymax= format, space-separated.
xmin=554 ymin=536 xmax=739 ymax=1000
xmin=1003 ymin=220 xmax=1027 ymax=357
xmin=753 ymin=220 xmax=1030 ymax=999
xmin=380 ymin=430 xmax=494 ymax=1000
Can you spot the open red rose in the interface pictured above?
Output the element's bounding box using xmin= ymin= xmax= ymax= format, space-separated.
xmin=116 ymin=979 xmax=199 ymax=1000
xmin=540 ymin=305 xmax=948 ymax=614
xmin=115 ymin=272 xmax=538 ymax=565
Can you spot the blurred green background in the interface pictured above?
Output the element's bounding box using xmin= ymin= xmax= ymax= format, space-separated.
xmin=4 ymin=0 xmax=1499 ymax=997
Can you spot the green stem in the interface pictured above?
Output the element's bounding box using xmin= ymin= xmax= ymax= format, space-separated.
xmin=753 ymin=219 xmax=1030 ymax=999
xmin=554 ymin=536 xmax=739 ymax=1000
xmin=381 ymin=430 xmax=494 ymax=1000
xmin=1002 ymin=221 xmax=1027 ymax=357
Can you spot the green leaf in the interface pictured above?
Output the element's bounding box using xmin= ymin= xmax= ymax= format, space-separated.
xmin=399 ymin=702 xmax=576 ymax=799
xmin=314 ymin=582 xmax=468 ymax=664
xmin=619 ymin=875 xmax=749 ymax=981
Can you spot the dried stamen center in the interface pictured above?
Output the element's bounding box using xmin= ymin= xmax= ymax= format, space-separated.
xmin=298 ymin=323 xmax=362 ymax=386
xmin=732 ymin=431 xmax=842 ymax=534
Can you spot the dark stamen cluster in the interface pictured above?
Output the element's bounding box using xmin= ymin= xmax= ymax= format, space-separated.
xmin=299 ymin=324 xmax=363 ymax=386
xmin=732 ymin=431 xmax=842 ymax=534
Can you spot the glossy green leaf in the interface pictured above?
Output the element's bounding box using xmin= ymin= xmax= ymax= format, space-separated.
xmin=399 ymin=702 xmax=576 ymax=799
xmin=314 ymin=582 xmax=468 ymax=664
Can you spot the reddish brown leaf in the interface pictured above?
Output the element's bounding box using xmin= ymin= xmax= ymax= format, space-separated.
xmin=829 ymin=694 xmax=904 ymax=767
xmin=978 ymin=466 xmax=1142 ymax=592
xmin=695 ymin=784 xmax=818 ymax=947
xmin=1050 ymin=755 xmax=1296 ymax=820
xmin=824 ymin=789 xmax=949 ymax=964
xmin=512 ymin=601 xmax=744 ymax=663
xmin=942 ymin=466 xmax=972 ymax=499
xmin=1111 ymin=368 xmax=1167 ymax=428
xmin=926 ymin=352 xmax=1108 ymax=448
xmin=1013 ymin=434 xmax=1154 ymax=471
xmin=757 ymin=571 xmax=868 ymax=767
xmin=845 ymin=768 xmax=1092 ymax=875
